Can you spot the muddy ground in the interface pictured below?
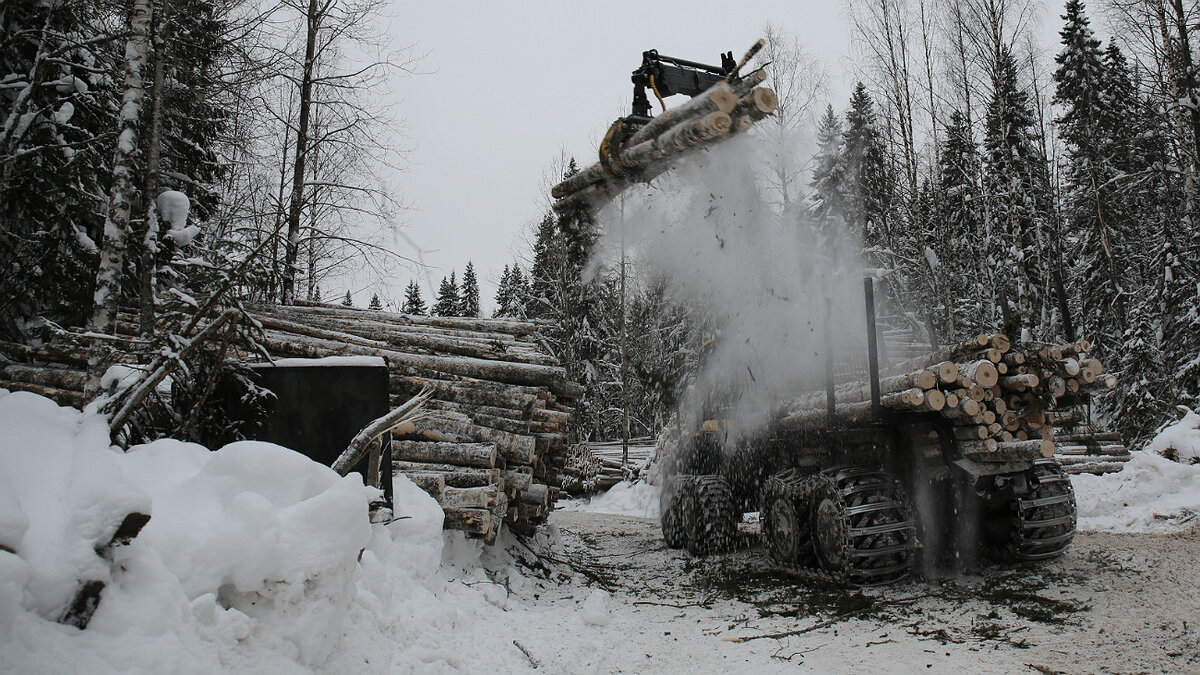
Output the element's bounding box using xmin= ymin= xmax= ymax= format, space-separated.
xmin=505 ymin=511 xmax=1200 ymax=673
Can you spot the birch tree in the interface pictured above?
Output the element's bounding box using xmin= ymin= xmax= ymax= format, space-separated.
xmin=752 ymin=23 xmax=829 ymax=215
xmin=87 ymin=0 xmax=154 ymax=394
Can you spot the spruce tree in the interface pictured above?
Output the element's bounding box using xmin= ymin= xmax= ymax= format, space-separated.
xmin=0 ymin=0 xmax=117 ymax=339
xmin=527 ymin=213 xmax=563 ymax=319
xmin=494 ymin=264 xmax=513 ymax=317
xmin=368 ymin=292 xmax=382 ymax=310
xmin=1054 ymin=0 xmax=1124 ymax=349
xmin=459 ymin=261 xmax=480 ymax=317
xmin=341 ymin=290 xmax=353 ymax=307
xmin=983 ymin=47 xmax=1054 ymax=340
xmin=937 ymin=110 xmax=986 ymax=338
xmin=534 ymin=158 xmax=623 ymax=440
xmin=402 ymin=280 xmax=427 ymax=315
xmin=809 ymin=104 xmax=845 ymax=228
xmin=841 ymin=84 xmax=913 ymax=325
xmin=508 ymin=264 xmax=528 ymax=316
xmin=841 ymin=83 xmax=893 ymax=250
xmin=432 ymin=274 xmax=459 ymax=316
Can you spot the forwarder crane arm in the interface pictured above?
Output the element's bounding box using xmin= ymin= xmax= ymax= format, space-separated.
xmin=550 ymin=39 xmax=776 ymax=216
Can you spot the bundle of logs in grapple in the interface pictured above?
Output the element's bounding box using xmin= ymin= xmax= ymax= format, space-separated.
xmin=772 ymin=333 xmax=1123 ymax=469
xmin=550 ymin=69 xmax=778 ymax=214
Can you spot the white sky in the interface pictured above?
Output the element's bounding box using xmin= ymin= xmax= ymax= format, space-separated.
xmin=363 ymin=1 xmax=1070 ymax=313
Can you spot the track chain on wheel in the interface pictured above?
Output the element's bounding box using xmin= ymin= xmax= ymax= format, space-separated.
xmin=760 ymin=468 xmax=818 ymax=568
xmin=660 ymin=475 xmax=693 ymax=549
xmin=683 ymin=475 xmax=738 ymax=555
xmin=661 ymin=474 xmax=737 ymax=555
xmin=760 ymin=466 xmax=917 ymax=587
xmin=1010 ymin=459 xmax=1077 ymax=561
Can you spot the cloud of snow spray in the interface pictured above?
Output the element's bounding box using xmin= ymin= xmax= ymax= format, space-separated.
xmin=592 ymin=135 xmax=871 ymax=446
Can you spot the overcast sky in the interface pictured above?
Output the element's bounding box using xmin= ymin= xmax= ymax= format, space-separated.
xmin=363 ymin=1 xmax=1068 ymax=313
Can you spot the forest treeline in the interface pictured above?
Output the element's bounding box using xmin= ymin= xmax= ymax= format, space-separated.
xmin=2 ymin=0 xmax=1197 ymax=446
xmin=1 ymin=0 xmax=410 ymax=343
xmin=505 ymin=1 xmax=1200 ymax=446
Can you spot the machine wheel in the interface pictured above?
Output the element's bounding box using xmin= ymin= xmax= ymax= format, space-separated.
xmin=810 ymin=468 xmax=917 ymax=586
xmin=669 ymin=474 xmax=737 ymax=555
xmin=660 ymin=475 xmax=693 ymax=549
xmin=985 ymin=459 xmax=1077 ymax=562
xmin=760 ymin=469 xmax=816 ymax=566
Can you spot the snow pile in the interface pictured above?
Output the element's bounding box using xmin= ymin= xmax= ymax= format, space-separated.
xmin=0 ymin=388 xmax=621 ymax=673
xmin=0 ymin=389 xmax=378 ymax=671
xmin=1146 ymin=407 xmax=1200 ymax=464
xmin=563 ymin=480 xmax=661 ymax=519
xmin=1072 ymin=451 xmax=1200 ymax=532
xmin=580 ymin=588 xmax=611 ymax=626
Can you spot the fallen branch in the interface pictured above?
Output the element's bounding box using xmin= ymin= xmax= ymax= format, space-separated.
xmin=513 ymin=640 xmax=539 ymax=669
xmin=724 ymin=616 xmax=843 ymax=643
xmin=107 ymin=309 xmax=240 ymax=443
xmin=331 ymin=385 xmax=433 ymax=476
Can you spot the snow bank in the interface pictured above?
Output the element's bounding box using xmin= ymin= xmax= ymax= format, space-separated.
xmin=0 ymin=388 xmax=616 ymax=673
xmin=563 ymin=480 xmax=661 ymax=519
xmin=1146 ymin=407 xmax=1200 ymax=464
xmin=1073 ymin=451 xmax=1200 ymax=532
xmin=0 ymin=389 xmax=380 ymax=671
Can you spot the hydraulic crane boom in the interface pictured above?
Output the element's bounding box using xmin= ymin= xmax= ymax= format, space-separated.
xmin=630 ymin=50 xmax=736 ymax=125
xmin=550 ymin=40 xmax=775 ymax=215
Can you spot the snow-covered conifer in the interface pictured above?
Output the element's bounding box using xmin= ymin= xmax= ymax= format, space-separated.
xmin=459 ymin=262 xmax=480 ymax=317
xmin=403 ymin=280 xmax=427 ymax=315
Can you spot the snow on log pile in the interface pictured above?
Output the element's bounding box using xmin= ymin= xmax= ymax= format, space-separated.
xmin=246 ymin=302 xmax=581 ymax=543
xmin=550 ymin=69 xmax=778 ymax=214
xmin=773 ymin=333 xmax=1124 ymax=470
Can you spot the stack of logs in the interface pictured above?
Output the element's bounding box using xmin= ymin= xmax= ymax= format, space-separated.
xmin=0 ymin=341 xmax=88 ymax=408
xmin=0 ymin=304 xmax=582 ymax=543
xmin=245 ymin=303 xmax=580 ymax=542
xmin=550 ymin=69 xmax=778 ymax=214
xmin=557 ymin=438 xmax=657 ymax=495
xmin=775 ymin=333 xmax=1121 ymax=467
xmin=1046 ymin=420 xmax=1132 ymax=475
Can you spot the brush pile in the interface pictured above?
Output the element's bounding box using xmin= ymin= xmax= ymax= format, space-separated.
xmin=774 ymin=333 xmax=1124 ymax=468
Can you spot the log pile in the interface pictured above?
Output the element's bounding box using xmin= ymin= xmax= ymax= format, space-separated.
xmin=773 ymin=334 xmax=1121 ymax=466
xmin=0 ymin=341 xmax=89 ymax=408
xmin=550 ymin=68 xmax=778 ymax=214
xmin=244 ymin=303 xmax=578 ymax=542
xmin=557 ymin=438 xmax=657 ymax=495
xmin=0 ymin=304 xmax=580 ymax=543
xmin=1046 ymin=427 xmax=1131 ymax=475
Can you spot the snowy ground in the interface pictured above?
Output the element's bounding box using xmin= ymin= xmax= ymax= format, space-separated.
xmin=535 ymin=511 xmax=1200 ymax=673
xmin=3 ymin=388 xmax=1200 ymax=673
